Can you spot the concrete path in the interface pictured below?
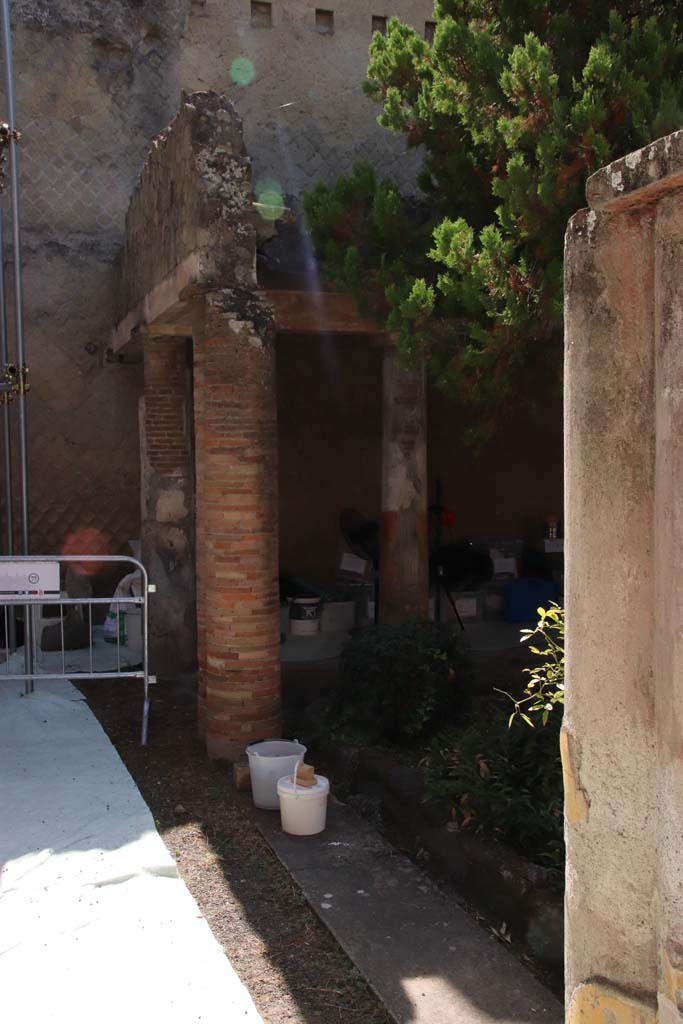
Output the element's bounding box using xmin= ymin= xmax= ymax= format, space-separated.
xmin=0 ymin=678 xmax=262 ymax=1024
xmin=250 ymin=797 xmax=563 ymax=1024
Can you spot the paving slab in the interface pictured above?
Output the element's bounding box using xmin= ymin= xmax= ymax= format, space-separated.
xmin=248 ymin=795 xmax=563 ymax=1024
xmin=0 ymin=678 xmax=262 ymax=1024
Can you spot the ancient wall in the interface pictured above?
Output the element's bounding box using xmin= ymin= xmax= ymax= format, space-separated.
xmin=4 ymin=0 xmax=434 ymax=555
xmin=564 ymin=130 xmax=683 ymax=1021
xmin=113 ymin=90 xmax=259 ymax=336
xmin=180 ymin=1 xmax=434 ymax=209
xmin=7 ymin=1 xmax=186 ymax=552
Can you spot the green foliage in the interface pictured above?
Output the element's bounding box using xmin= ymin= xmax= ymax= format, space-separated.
xmin=424 ymin=604 xmax=566 ymax=871
xmin=425 ymin=708 xmax=564 ymax=873
xmin=330 ymin=620 xmax=473 ymax=743
xmin=500 ymin=603 xmax=565 ymax=727
xmin=304 ymin=3 xmax=683 ymax=437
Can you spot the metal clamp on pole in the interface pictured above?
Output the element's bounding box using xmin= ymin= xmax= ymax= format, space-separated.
xmin=1 ymin=362 xmax=16 ymax=398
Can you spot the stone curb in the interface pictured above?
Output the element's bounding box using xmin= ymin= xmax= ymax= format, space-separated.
xmin=321 ymin=741 xmax=564 ymax=975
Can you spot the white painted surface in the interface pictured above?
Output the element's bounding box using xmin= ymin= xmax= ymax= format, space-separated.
xmin=0 ymin=677 xmax=262 ymax=1023
xmin=0 ymin=559 xmax=60 ymax=594
xmin=4 ymin=627 xmax=140 ymax=674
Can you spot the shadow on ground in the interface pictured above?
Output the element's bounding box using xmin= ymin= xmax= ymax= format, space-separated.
xmin=79 ymin=666 xmax=560 ymax=1024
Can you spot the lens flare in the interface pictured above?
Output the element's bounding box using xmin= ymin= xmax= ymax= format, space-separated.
xmin=230 ymin=57 xmax=255 ymax=86
xmin=254 ymin=177 xmax=285 ymax=221
xmin=61 ymin=528 xmax=112 ymax=576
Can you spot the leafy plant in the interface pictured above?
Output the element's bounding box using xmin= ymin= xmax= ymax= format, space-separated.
xmin=423 ymin=605 xmax=566 ymax=873
xmin=499 ymin=603 xmax=565 ymax=727
xmin=330 ymin=620 xmax=473 ymax=743
xmin=305 ymin=3 xmax=683 ymax=440
xmin=425 ymin=708 xmax=564 ymax=873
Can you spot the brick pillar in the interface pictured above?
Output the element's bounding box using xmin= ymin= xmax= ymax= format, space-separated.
xmin=140 ymin=336 xmax=196 ymax=675
xmin=379 ymin=349 xmax=429 ymax=624
xmin=193 ymin=293 xmax=280 ymax=760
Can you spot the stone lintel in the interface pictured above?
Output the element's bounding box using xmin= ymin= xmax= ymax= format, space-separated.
xmin=110 ymin=252 xmax=202 ymax=352
xmin=586 ymin=129 xmax=683 ymax=213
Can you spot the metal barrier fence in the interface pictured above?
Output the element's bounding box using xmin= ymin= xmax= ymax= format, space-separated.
xmin=0 ymin=555 xmax=155 ymax=743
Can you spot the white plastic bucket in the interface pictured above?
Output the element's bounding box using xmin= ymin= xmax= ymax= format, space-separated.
xmin=277 ymin=773 xmax=330 ymax=835
xmin=290 ymin=597 xmax=321 ymax=636
xmin=246 ymin=740 xmax=307 ymax=810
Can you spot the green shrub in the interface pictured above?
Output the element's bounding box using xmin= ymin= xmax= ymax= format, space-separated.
xmin=425 ymin=607 xmax=565 ymax=872
xmin=425 ymin=709 xmax=564 ymax=874
xmin=501 ymin=604 xmax=565 ymax=727
xmin=331 ymin=620 xmax=473 ymax=743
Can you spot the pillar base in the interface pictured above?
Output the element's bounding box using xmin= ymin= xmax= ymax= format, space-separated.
xmin=205 ymin=720 xmax=281 ymax=762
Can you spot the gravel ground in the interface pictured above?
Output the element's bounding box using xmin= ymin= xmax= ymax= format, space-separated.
xmin=77 ymin=676 xmax=391 ymax=1024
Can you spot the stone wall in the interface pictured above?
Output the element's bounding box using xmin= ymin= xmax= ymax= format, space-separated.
xmin=4 ymin=0 xmax=434 ymax=555
xmin=7 ymin=0 xmax=185 ymax=553
xmin=118 ymin=88 xmax=279 ymax=752
xmin=180 ymin=0 xmax=434 ymax=215
xmin=141 ymin=336 xmax=196 ymax=674
xmin=564 ymin=129 xmax=683 ymax=1022
xmin=113 ymin=90 xmax=257 ymax=336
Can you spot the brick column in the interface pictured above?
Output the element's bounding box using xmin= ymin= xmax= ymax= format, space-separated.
xmin=379 ymin=349 xmax=429 ymax=624
xmin=193 ymin=293 xmax=280 ymax=760
xmin=140 ymin=336 xmax=196 ymax=675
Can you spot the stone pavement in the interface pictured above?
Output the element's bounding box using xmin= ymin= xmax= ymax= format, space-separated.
xmin=249 ymin=796 xmax=563 ymax=1024
xmin=0 ymin=677 xmax=262 ymax=1024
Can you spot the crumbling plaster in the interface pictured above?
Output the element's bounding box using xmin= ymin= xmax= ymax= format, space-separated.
xmin=564 ymin=129 xmax=683 ymax=1021
xmin=5 ymin=0 xmax=433 ymax=552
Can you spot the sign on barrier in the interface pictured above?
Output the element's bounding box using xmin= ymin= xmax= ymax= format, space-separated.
xmin=0 ymin=555 xmax=153 ymax=744
xmin=0 ymin=560 xmax=60 ymax=595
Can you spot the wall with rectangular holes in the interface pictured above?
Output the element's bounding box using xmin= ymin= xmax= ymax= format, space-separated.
xmin=3 ymin=1 xmax=435 ymax=557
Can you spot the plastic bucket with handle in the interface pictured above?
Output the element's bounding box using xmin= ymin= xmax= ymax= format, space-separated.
xmin=246 ymin=739 xmax=307 ymax=810
xmin=290 ymin=597 xmax=322 ymax=636
xmin=277 ymin=760 xmax=330 ymax=835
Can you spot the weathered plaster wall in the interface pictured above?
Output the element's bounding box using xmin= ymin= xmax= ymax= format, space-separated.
xmin=113 ymin=90 xmax=258 ymax=334
xmin=180 ymin=1 xmax=434 ymax=207
xmin=564 ymin=129 xmax=683 ymax=1022
xmin=7 ymin=0 xmax=186 ymax=552
xmin=5 ymin=0 xmax=433 ymax=555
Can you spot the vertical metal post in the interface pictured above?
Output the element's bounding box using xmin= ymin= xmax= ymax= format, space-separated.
xmin=0 ymin=210 xmax=15 ymax=651
xmin=141 ymin=568 xmax=150 ymax=745
xmin=1 ymin=0 xmax=32 ymax=690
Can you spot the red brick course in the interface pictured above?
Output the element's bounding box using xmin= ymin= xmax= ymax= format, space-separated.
xmin=143 ymin=340 xmax=191 ymax=475
xmin=141 ymin=336 xmax=197 ymax=674
xmin=193 ymin=294 xmax=281 ymax=760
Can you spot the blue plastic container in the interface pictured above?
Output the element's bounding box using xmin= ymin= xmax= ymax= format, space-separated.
xmin=504 ymin=579 xmax=557 ymax=623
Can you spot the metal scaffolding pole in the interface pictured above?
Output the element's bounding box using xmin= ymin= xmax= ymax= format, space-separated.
xmin=1 ymin=0 xmax=32 ymax=688
xmin=0 ymin=211 xmax=16 ymax=651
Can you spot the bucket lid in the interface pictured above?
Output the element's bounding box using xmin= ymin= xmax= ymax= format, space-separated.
xmin=246 ymin=739 xmax=307 ymax=758
xmin=277 ymin=775 xmax=329 ymax=798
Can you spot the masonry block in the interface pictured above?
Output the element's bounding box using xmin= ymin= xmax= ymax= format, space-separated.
xmin=193 ymin=291 xmax=280 ymax=760
xmin=141 ymin=336 xmax=196 ymax=676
